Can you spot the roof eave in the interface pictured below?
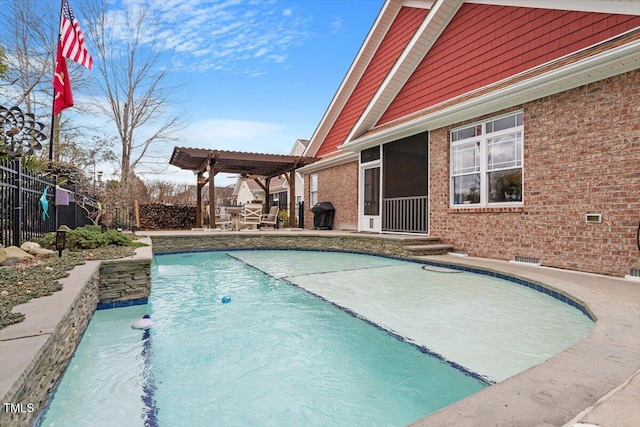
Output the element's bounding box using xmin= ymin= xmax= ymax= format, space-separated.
xmin=340 ymin=37 xmax=640 ymax=152
xmin=297 ymin=151 xmax=359 ymax=174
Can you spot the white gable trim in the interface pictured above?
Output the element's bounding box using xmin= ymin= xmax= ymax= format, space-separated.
xmin=340 ymin=37 xmax=640 ymax=152
xmin=305 ymin=0 xmax=399 ymax=157
xmin=402 ymin=0 xmax=435 ymax=9
xmin=346 ymin=0 xmax=463 ymax=144
xmin=467 ymin=1 xmax=640 ymax=15
xmin=309 ymin=0 xmax=639 ymax=159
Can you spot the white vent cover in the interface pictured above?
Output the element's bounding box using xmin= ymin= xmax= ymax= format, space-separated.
xmin=585 ymin=213 xmax=602 ymax=223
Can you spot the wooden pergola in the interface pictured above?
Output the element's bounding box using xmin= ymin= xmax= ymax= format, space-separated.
xmin=169 ymin=147 xmax=317 ymax=228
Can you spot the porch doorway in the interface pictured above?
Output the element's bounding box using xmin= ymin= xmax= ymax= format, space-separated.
xmin=359 ymin=162 xmax=381 ymax=232
xmin=382 ymin=132 xmax=429 ymax=233
xmin=358 ymin=146 xmax=381 ymax=232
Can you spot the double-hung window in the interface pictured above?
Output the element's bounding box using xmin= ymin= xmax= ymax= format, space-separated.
xmin=451 ymin=112 xmax=523 ymax=206
xmin=309 ymin=173 xmax=318 ymax=207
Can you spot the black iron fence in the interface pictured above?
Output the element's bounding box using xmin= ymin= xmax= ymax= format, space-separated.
xmin=1 ymin=158 xmax=95 ymax=247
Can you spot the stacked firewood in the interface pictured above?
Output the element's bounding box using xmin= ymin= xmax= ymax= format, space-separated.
xmin=138 ymin=203 xmax=196 ymax=230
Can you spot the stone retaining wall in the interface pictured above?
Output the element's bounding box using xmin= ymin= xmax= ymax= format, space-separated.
xmin=0 ymin=242 xmax=152 ymax=426
xmin=150 ymin=233 xmax=410 ymax=257
xmin=0 ymin=267 xmax=99 ymax=427
xmin=99 ymin=258 xmax=152 ymax=303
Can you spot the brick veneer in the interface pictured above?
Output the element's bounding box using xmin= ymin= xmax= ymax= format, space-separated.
xmin=429 ymin=70 xmax=640 ymax=277
xmin=304 ymin=161 xmax=359 ymax=230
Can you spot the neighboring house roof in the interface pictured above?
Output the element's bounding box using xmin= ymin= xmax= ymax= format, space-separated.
xmin=304 ymin=0 xmax=640 ymax=159
xmin=232 ymin=177 xmax=265 ymax=197
xmin=291 ymin=139 xmax=310 ymax=156
xmin=269 ymin=176 xmax=288 ymax=193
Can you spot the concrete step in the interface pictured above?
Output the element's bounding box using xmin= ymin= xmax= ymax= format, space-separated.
xmin=400 ymin=236 xmax=442 ymax=245
xmin=403 ymin=243 xmax=453 ymax=256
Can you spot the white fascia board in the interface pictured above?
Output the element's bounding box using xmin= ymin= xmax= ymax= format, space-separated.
xmin=340 ymin=39 xmax=640 ymax=151
xmin=402 ymin=0 xmax=435 ymax=9
xmin=467 ymin=0 xmax=640 ymax=15
xmin=297 ymin=152 xmax=359 ymax=175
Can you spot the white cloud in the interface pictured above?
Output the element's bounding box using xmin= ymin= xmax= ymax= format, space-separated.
xmin=185 ymin=118 xmax=287 ymax=150
xmin=330 ymin=16 xmax=344 ymax=35
xmin=125 ymin=0 xmax=312 ymax=75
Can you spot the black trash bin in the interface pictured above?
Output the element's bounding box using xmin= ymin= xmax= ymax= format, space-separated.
xmin=311 ymin=202 xmax=335 ymax=230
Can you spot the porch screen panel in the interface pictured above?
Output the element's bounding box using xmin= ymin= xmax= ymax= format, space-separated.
xmin=364 ymin=167 xmax=380 ymax=216
xmin=382 ymin=132 xmax=429 ymax=233
xmin=383 ymin=132 xmax=428 ymax=198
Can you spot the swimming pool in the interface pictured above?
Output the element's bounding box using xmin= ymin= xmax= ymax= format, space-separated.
xmin=37 ymin=250 xmax=593 ymax=426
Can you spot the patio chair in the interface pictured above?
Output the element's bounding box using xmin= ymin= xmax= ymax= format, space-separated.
xmin=260 ymin=206 xmax=279 ymax=229
xmin=238 ymin=203 xmax=262 ymax=230
xmin=213 ymin=214 xmax=232 ymax=230
xmin=206 ymin=206 xmax=232 ymax=230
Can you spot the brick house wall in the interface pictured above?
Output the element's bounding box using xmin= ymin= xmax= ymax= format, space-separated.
xmin=304 ymin=161 xmax=359 ymax=231
xmin=429 ymin=70 xmax=640 ymax=277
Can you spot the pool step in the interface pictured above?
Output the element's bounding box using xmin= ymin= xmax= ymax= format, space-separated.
xmin=403 ymin=238 xmax=453 ymax=256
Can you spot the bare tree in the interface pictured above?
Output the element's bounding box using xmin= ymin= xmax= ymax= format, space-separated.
xmin=0 ymin=46 xmax=7 ymax=81
xmin=0 ymin=0 xmax=56 ymax=114
xmin=81 ymin=0 xmax=182 ymax=187
xmin=0 ymin=0 xmax=97 ymax=162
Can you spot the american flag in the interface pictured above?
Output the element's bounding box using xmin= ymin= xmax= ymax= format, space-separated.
xmin=59 ymin=0 xmax=93 ymax=70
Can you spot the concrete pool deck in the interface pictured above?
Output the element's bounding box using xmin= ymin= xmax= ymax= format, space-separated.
xmin=1 ymin=229 xmax=638 ymax=426
xmin=409 ymin=253 xmax=640 ymax=427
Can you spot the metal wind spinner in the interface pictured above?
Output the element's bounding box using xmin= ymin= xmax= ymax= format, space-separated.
xmin=0 ymin=105 xmax=47 ymax=157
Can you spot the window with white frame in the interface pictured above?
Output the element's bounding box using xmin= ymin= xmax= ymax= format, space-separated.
xmin=451 ymin=112 xmax=523 ymax=206
xmin=310 ymin=173 xmax=318 ymax=207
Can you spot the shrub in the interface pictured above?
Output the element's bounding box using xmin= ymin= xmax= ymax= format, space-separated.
xmin=35 ymin=225 xmax=138 ymax=251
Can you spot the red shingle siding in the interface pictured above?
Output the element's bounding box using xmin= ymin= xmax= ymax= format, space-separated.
xmin=316 ymin=6 xmax=429 ymax=157
xmin=429 ymin=70 xmax=640 ymax=277
xmin=304 ymin=162 xmax=359 ymax=230
xmin=379 ymin=4 xmax=640 ymax=125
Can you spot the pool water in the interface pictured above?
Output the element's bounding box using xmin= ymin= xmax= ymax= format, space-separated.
xmin=37 ymin=250 xmax=593 ymax=426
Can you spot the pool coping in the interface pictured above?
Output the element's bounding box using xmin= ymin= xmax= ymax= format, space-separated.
xmin=1 ymin=230 xmax=638 ymax=426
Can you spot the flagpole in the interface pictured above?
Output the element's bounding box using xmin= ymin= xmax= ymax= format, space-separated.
xmin=49 ymin=0 xmax=65 ymax=162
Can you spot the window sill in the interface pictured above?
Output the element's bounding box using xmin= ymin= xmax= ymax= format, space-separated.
xmin=449 ymin=206 xmax=524 ymax=214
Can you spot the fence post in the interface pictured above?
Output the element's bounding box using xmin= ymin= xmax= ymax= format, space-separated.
xmin=298 ymin=201 xmax=304 ymax=229
xmin=12 ymin=159 xmax=23 ymax=247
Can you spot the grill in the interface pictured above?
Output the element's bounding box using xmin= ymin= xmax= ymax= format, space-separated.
xmin=311 ymin=202 xmax=335 ymax=230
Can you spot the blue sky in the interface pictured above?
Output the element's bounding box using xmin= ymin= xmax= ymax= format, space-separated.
xmin=0 ymin=0 xmax=385 ymax=186
xmin=134 ymin=0 xmax=385 ymax=185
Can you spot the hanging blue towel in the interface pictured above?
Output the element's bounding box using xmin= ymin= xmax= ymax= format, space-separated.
xmin=40 ymin=186 xmax=50 ymax=221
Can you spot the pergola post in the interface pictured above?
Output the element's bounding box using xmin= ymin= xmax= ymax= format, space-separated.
xmin=264 ymin=177 xmax=271 ymax=214
xmin=253 ymin=177 xmax=271 ymax=215
xmin=286 ymin=170 xmax=295 ymax=228
xmin=209 ymin=165 xmax=216 ymax=228
xmin=196 ymin=171 xmax=204 ymax=228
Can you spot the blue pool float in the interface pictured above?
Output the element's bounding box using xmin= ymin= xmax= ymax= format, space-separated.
xmin=221 ymin=296 xmax=231 ymax=304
